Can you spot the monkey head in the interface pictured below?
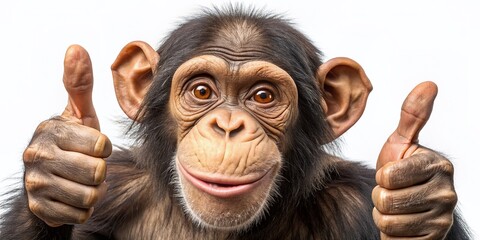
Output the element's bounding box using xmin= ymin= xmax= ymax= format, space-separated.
xmin=109 ymin=11 xmax=372 ymax=231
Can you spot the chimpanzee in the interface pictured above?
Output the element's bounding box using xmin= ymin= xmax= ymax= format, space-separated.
xmin=0 ymin=5 xmax=471 ymax=240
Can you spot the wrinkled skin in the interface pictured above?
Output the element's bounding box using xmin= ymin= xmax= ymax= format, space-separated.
xmin=170 ymin=55 xmax=298 ymax=229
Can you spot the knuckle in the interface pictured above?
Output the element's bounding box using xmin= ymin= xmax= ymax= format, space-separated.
xmin=34 ymin=119 xmax=51 ymax=133
xmin=437 ymin=215 xmax=454 ymax=230
xmin=28 ymin=198 xmax=42 ymax=215
xmin=35 ymin=117 xmax=70 ymax=142
xmin=427 ymin=152 xmax=454 ymax=176
xmin=427 ymin=214 xmax=454 ymax=239
xmin=413 ymin=150 xmax=435 ymax=165
xmin=380 ymin=166 xmax=397 ymax=188
xmin=24 ymin=120 xmax=67 ymax=165
xmin=23 ymin=146 xmax=55 ymax=165
xmin=375 ymin=215 xmax=394 ymax=234
xmin=33 ymin=119 xmax=58 ymax=139
xmin=373 ymin=208 xmax=396 ymax=234
xmin=439 ymin=159 xmax=454 ymax=176
xmin=375 ymin=188 xmax=392 ymax=213
xmin=22 ymin=146 xmax=38 ymax=164
xmin=24 ymin=171 xmax=47 ymax=193
xmin=438 ymin=190 xmax=458 ymax=209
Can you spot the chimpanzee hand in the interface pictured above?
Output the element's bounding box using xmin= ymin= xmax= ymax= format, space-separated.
xmin=22 ymin=45 xmax=111 ymax=227
xmin=373 ymin=82 xmax=456 ymax=239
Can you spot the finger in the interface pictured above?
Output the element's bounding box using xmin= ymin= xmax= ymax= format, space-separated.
xmin=372 ymin=184 xmax=433 ymax=215
xmin=28 ymin=194 xmax=94 ymax=226
xmin=54 ymin=121 xmax=112 ymax=158
xmin=373 ymin=208 xmax=431 ymax=237
xmin=373 ymin=208 xmax=451 ymax=239
xmin=372 ymin=182 xmax=456 ymax=216
xmin=45 ymin=175 xmax=107 ymax=209
xmin=397 ymin=81 xmax=437 ymax=144
xmin=377 ymin=81 xmax=438 ymax=169
xmin=25 ymin=170 xmax=107 ymax=206
xmin=27 ymin=118 xmax=112 ymax=158
xmin=376 ymin=150 xmax=445 ymax=189
xmin=24 ymin=146 xmax=107 ymax=186
xmin=61 ymin=45 xmax=100 ymax=130
xmin=51 ymin=151 xmax=107 ymax=186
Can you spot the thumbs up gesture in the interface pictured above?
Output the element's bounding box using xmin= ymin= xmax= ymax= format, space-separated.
xmin=22 ymin=45 xmax=112 ymax=227
xmin=372 ymin=82 xmax=457 ymax=239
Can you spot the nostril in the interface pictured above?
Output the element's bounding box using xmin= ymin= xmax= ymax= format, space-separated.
xmin=210 ymin=121 xmax=245 ymax=139
xmin=211 ymin=122 xmax=226 ymax=136
xmin=228 ymin=125 xmax=244 ymax=139
xmin=208 ymin=112 xmax=247 ymax=139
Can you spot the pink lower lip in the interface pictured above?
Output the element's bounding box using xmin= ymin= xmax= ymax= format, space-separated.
xmin=178 ymin=164 xmax=267 ymax=198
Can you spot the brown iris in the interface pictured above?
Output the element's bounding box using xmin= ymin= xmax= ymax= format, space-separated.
xmin=193 ymin=85 xmax=212 ymax=99
xmin=254 ymin=90 xmax=274 ymax=104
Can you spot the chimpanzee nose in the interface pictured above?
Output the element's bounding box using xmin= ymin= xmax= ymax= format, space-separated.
xmin=212 ymin=112 xmax=244 ymax=138
xmin=205 ymin=108 xmax=255 ymax=141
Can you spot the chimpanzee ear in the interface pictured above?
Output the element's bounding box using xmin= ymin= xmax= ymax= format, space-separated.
xmin=316 ymin=57 xmax=373 ymax=139
xmin=111 ymin=41 xmax=160 ymax=120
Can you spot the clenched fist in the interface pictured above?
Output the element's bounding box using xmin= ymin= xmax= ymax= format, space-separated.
xmin=373 ymin=82 xmax=457 ymax=239
xmin=22 ymin=45 xmax=112 ymax=227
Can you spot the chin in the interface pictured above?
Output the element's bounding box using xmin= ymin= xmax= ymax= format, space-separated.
xmin=174 ymin=161 xmax=281 ymax=231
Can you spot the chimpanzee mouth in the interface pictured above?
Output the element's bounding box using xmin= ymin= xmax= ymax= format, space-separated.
xmin=178 ymin=163 xmax=271 ymax=198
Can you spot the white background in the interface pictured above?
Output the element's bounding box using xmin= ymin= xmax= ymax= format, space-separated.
xmin=0 ymin=0 xmax=478 ymax=237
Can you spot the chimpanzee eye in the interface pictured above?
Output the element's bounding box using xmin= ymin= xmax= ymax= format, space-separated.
xmin=253 ymin=89 xmax=274 ymax=104
xmin=193 ymin=85 xmax=212 ymax=99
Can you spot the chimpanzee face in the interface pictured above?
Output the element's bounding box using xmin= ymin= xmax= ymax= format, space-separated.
xmin=169 ymin=54 xmax=298 ymax=229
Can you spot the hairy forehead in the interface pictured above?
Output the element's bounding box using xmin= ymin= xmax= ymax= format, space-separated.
xmin=199 ymin=18 xmax=273 ymax=62
xmin=154 ymin=7 xmax=324 ymax=89
xmin=216 ymin=19 xmax=264 ymax=47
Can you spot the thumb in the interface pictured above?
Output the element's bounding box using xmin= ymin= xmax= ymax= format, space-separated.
xmin=61 ymin=45 xmax=100 ymax=130
xmin=376 ymin=81 xmax=438 ymax=169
